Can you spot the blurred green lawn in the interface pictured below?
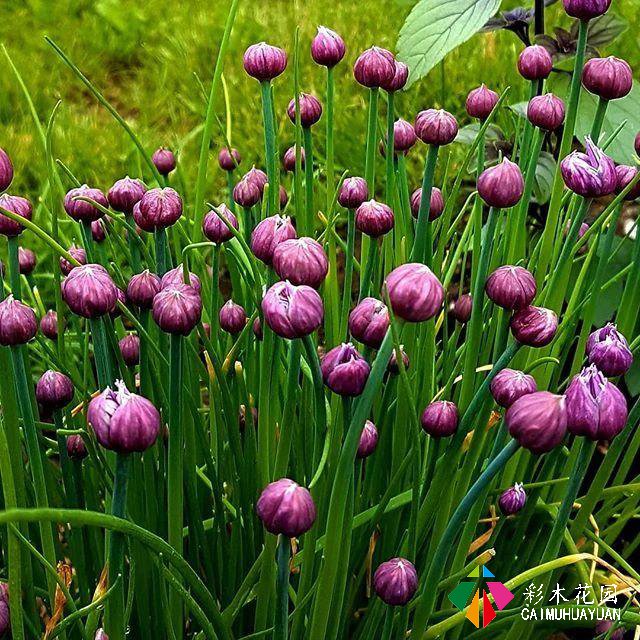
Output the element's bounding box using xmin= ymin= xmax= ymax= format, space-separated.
xmin=1 ymin=0 xmax=638 ymax=203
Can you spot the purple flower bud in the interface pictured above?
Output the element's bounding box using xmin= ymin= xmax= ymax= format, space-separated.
xmin=348 ymin=297 xmax=389 ymax=348
xmin=279 ymin=185 xmax=289 ymax=210
xmin=0 ymin=582 xmax=8 ymax=636
xmin=414 ymin=109 xmax=459 ymax=146
xmin=35 ymin=370 xmax=74 ymax=410
xmin=510 ymin=305 xmax=558 ymax=347
xmin=311 ymin=26 xmax=346 ymax=67
xmin=382 ymin=60 xmax=409 ymax=92
xmin=353 ymin=47 xmax=396 ymax=89
xmin=127 ymin=270 xmax=162 ymax=309
xmin=273 ymin=237 xmax=329 ymax=289
xmin=485 ymin=265 xmax=536 ymax=310
xmin=421 ymin=400 xmax=458 ymax=437
xmin=218 ymin=147 xmax=241 ymax=172
xmin=161 ymin=264 xmax=201 ymax=293
xmin=119 ymin=334 xmax=140 ymax=367
xmin=466 ymin=84 xmax=499 ymax=120
xmin=63 ymin=185 xmax=108 ymax=223
xmin=18 ymin=247 xmax=36 ymax=275
xmin=88 ymin=380 xmax=160 ymax=453
xmin=384 ymin=263 xmax=445 ymax=323
xmin=373 ymin=558 xmax=418 ymax=606
xmin=251 ymin=214 xmax=297 ymax=265
xmin=587 ymin=323 xmax=633 ymax=377
xmin=283 ymin=145 xmax=305 ymax=172
xmin=615 ymin=165 xmax=640 ymax=200
xmin=490 ymin=368 xmax=537 ymax=408
xmin=0 ymin=295 xmax=37 ymax=345
xmin=478 ymin=158 xmax=524 ymax=208
xmin=566 ymin=365 xmax=628 ymax=441
xmin=391 ymin=119 xmax=417 ymax=154
xmin=233 ymin=176 xmax=262 ymax=208
xmin=67 ymin=435 xmax=88 ymax=460
xmin=262 ymin=280 xmax=323 ymax=339
xmin=287 ymin=93 xmax=323 ymax=128
xmin=583 ymin=56 xmax=633 ymax=101
xmin=152 ymin=284 xmax=202 ymax=335
xmin=62 ymin=264 xmax=118 ymax=319
xmin=243 ymin=43 xmax=288 ymax=82
xmin=40 ymin=310 xmax=59 ymax=340
xmin=562 ymin=0 xmax=611 ymax=20
xmin=564 ymin=218 xmax=590 ymax=255
xmin=388 ymin=345 xmax=410 ymax=374
xmin=338 ymin=177 xmax=369 ymax=209
xmin=451 ymin=294 xmax=472 ymax=323
xmin=203 ymin=204 xmax=239 ymax=243
xmin=152 ymin=147 xmax=176 ymax=176
xmin=561 ymin=137 xmax=617 ymax=198
xmin=246 ymin=167 xmax=269 ymax=191
xmin=498 ymin=483 xmax=527 ymax=515
xmin=410 ymin=187 xmax=444 ymax=220
xmin=219 ymin=300 xmax=247 ymax=335
xmin=635 ymin=132 xmax=640 ymax=156
xmin=256 ymin=478 xmax=316 ymax=537
xmin=91 ymin=219 xmax=107 ymax=242
xmin=594 ymin=621 xmax=624 ymax=640
xmin=321 ymin=343 xmax=371 ymax=396
xmin=0 ymin=193 xmax=32 ymax=237
xmin=60 ymin=244 xmax=87 ymax=276
xmin=253 ymin=317 xmax=263 ymax=341
xmin=357 ymin=420 xmax=378 ymax=458
xmin=517 ymin=45 xmax=553 ymax=80
xmin=527 ymin=94 xmax=566 ymax=131
xmin=355 ymin=199 xmax=394 ymax=237
xmin=0 ymin=147 xmax=13 ymax=192
xmin=134 ymin=187 xmax=183 ymax=231
xmin=107 ymin=176 xmax=147 ymax=214
xmin=506 ymin=391 xmax=567 ymax=453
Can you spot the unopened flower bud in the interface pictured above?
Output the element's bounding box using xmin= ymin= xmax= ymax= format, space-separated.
xmin=219 ymin=300 xmax=247 ymax=335
xmin=357 ymin=420 xmax=378 ymax=458
xmin=243 ymin=43 xmax=288 ymax=82
xmin=466 ymin=84 xmax=499 ymax=120
xmin=152 ymin=148 xmax=176 ymax=176
xmin=256 ymin=478 xmax=316 ymax=537
xmin=321 ymin=343 xmax=371 ymax=396
xmin=490 ymin=368 xmax=537 ymax=408
xmin=421 ymin=400 xmax=458 ymax=437
xmin=311 ymin=26 xmax=346 ymax=67
xmin=498 ymin=483 xmax=527 ymax=515
xmin=478 ymin=158 xmax=524 ymax=208
xmin=373 ymin=558 xmax=418 ymax=606
xmin=414 ymin=109 xmax=459 ymax=146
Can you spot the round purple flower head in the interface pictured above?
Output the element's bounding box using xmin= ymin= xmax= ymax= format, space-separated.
xmin=203 ymin=205 xmax=239 ymax=244
xmin=349 ymin=297 xmax=389 ymax=349
xmin=219 ymin=300 xmax=247 ymax=335
xmin=510 ymin=305 xmax=558 ymax=347
xmin=243 ymin=43 xmax=288 ymax=82
xmin=36 ymin=370 xmax=74 ymax=410
xmin=390 ymin=119 xmax=417 ymax=154
xmin=410 ymin=187 xmax=444 ymax=221
xmin=560 ymin=137 xmax=617 ymax=198
xmin=287 ymin=93 xmax=323 ymax=128
xmin=88 ymin=380 xmax=160 ymax=453
xmin=506 ymin=391 xmax=567 ymax=453
xmin=134 ymin=187 xmax=183 ymax=231
xmin=62 ymin=264 xmax=118 ymax=319
xmin=273 ymin=237 xmax=329 ymax=289
xmin=256 ymin=478 xmax=316 ymax=537
xmin=382 ymin=60 xmax=409 ymax=93
xmin=67 ymin=435 xmax=88 ymax=460
xmin=0 ymin=147 xmax=13 ymax=192
xmin=321 ymin=343 xmax=371 ymax=397
xmin=40 ymin=310 xmax=59 ymax=340
xmin=152 ymin=284 xmax=202 ymax=335
xmin=615 ymin=165 xmax=640 ymax=201
xmin=478 ymin=158 xmax=524 ymax=208
xmin=283 ymin=145 xmax=304 ymax=172
xmin=262 ymin=280 xmax=323 ymax=339
xmin=119 ymin=334 xmax=140 ymax=367
xmin=562 ymin=0 xmax=611 ymax=20
xmin=152 ymin=148 xmax=176 ymax=176
xmin=127 ymin=270 xmax=162 ymax=309
xmin=499 ymin=483 xmax=527 ymax=515
xmin=18 ymin=247 xmax=36 ymax=275
xmin=587 ymin=323 xmax=633 ymax=377
xmin=311 ymin=26 xmax=345 ymax=67
xmin=161 ymin=264 xmax=201 ymax=293
xmin=251 ymin=214 xmax=297 ymax=265
xmin=0 ymin=193 xmax=32 ymax=237
xmin=60 ymin=244 xmax=87 ymax=276
xmin=338 ymin=177 xmax=369 ymax=209
xmin=490 ymin=368 xmax=537 ymax=408
xmin=486 ymin=265 xmax=537 ymax=310
xmin=353 ymin=46 xmax=396 ymax=89
xmin=233 ymin=175 xmax=262 ymax=209
xmin=566 ymin=365 xmax=628 ymax=441
xmin=357 ymin=420 xmax=378 ymax=458
xmin=373 ymin=558 xmax=418 ymax=606
xmin=466 ymin=84 xmax=499 ymax=121
xmin=517 ymin=45 xmax=553 ymax=80
xmin=108 ymin=177 xmax=146 ymax=214
xmin=582 ymin=56 xmax=633 ymax=101
xmin=527 ymin=94 xmax=566 ymax=131
xmin=91 ymin=219 xmax=107 ymax=243
xmin=451 ymin=294 xmax=472 ymax=324
xmin=384 ymin=263 xmax=444 ymax=323
xmin=414 ymin=109 xmax=459 ymax=146
xmin=355 ymin=200 xmax=394 ymax=237
xmin=421 ymin=400 xmax=459 ymax=437
xmin=218 ymin=147 xmax=241 ymax=172
xmin=64 ymin=185 xmax=108 ymax=223
xmin=594 ymin=621 xmax=624 ymax=640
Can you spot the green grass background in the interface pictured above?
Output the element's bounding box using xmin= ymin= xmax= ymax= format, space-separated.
xmin=0 ymin=0 xmax=638 ymax=204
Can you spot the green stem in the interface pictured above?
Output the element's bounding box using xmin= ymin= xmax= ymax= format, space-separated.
xmin=274 ymin=536 xmax=290 ymax=640
xmin=364 ymin=88 xmax=379 ymax=192
xmin=358 ymin=238 xmax=378 ymax=300
xmin=303 ymin=127 xmax=314 ymax=236
xmin=340 ymin=208 xmax=356 ymax=338
xmin=260 ymin=81 xmax=278 ymax=216
xmin=410 ymin=145 xmax=439 ymax=264
xmin=385 ymin=92 xmax=395 ymax=204
xmin=7 ymin=236 xmax=21 ymax=299
xmin=155 ymin=228 xmax=169 ymax=276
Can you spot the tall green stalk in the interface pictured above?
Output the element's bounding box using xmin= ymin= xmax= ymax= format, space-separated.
xmin=409 ymin=145 xmax=439 ymax=264
xmin=302 ymin=126 xmax=315 ymax=236
xmin=260 ymin=81 xmax=279 ymax=216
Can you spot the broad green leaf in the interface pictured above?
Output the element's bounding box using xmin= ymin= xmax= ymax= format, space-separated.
xmin=397 ymin=0 xmax=501 ymax=88
xmin=533 ymin=152 xmax=556 ymax=204
xmin=455 ymin=123 xmax=504 ymax=145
